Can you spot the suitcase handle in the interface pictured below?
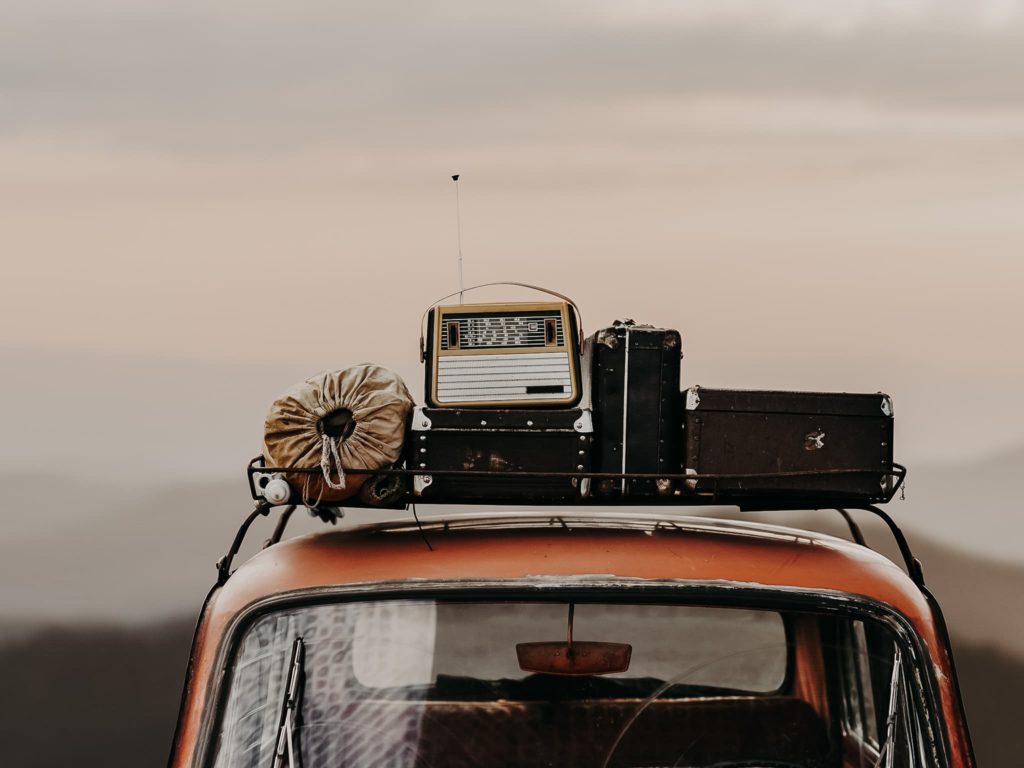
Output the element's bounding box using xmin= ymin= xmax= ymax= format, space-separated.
xmin=418 ymin=281 xmax=584 ymax=362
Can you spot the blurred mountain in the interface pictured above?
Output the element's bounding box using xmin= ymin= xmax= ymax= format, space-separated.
xmin=0 ymin=442 xmax=1020 ymax=767
xmin=0 ymin=474 xmax=240 ymax=622
xmin=0 ymin=347 xmax=303 ymax=486
xmin=0 ymin=616 xmax=1017 ymax=768
xmin=895 ymin=444 xmax=1024 ymax=568
xmin=2 ymin=447 xmax=1023 ymax=654
xmin=1 ymin=450 xmax=1021 ymax=767
xmin=955 ymin=644 xmax=1024 ymax=768
xmin=0 ymin=617 xmax=196 ymax=768
xmin=742 ymin=508 xmax=1024 ymax=660
xmin=0 ymin=469 xmax=413 ymax=622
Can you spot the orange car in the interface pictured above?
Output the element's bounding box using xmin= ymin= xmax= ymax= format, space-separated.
xmin=168 ymin=510 xmax=974 ymax=768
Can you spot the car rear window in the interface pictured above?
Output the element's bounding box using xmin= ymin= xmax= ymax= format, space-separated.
xmin=212 ymin=599 xmax=790 ymax=768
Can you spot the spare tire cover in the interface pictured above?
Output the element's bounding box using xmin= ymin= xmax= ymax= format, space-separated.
xmin=263 ymin=365 xmax=414 ymax=503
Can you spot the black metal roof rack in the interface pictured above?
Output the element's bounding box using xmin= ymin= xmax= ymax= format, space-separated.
xmin=245 ymin=455 xmax=907 ymax=507
xmin=221 ymin=456 xmax=917 ymax=586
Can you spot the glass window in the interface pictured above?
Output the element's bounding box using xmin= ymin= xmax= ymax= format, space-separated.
xmin=837 ymin=618 xmax=931 ymax=767
xmin=350 ymin=602 xmax=788 ymax=691
xmin=210 ymin=598 xmax=932 ymax=768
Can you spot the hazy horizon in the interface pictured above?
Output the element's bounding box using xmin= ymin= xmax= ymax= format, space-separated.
xmin=4 ymin=0 xmax=1023 ymax=625
xmin=4 ymin=5 xmax=1022 ymax=766
xmin=7 ymin=4 xmax=1024 ymax=484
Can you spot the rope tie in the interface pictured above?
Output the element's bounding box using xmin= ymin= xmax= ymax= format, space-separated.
xmin=320 ymin=434 xmax=347 ymax=490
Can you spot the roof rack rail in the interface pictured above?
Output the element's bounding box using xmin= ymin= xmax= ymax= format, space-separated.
xmin=221 ymin=458 xmax=917 ymax=588
xmin=245 ymin=455 xmax=907 ymax=509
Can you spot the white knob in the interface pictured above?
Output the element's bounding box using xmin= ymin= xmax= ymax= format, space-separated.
xmin=263 ymin=477 xmax=292 ymax=505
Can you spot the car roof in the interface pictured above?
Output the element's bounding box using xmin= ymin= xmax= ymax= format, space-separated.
xmin=170 ymin=510 xmax=964 ymax=768
xmin=213 ymin=510 xmax=931 ymax=623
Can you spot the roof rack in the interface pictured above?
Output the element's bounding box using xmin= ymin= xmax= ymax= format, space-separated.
xmin=245 ymin=455 xmax=907 ymax=508
xmin=221 ymin=457 xmax=917 ymax=589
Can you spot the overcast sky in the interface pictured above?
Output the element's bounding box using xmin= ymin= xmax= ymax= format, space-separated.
xmin=3 ymin=0 xmax=1024 ymax=484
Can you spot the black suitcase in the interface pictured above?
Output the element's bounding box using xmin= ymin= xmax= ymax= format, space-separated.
xmin=683 ymin=387 xmax=895 ymax=502
xmin=409 ymin=406 xmax=593 ymax=503
xmin=590 ymin=321 xmax=683 ymax=497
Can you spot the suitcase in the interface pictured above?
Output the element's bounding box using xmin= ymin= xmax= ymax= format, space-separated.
xmin=409 ymin=406 xmax=593 ymax=502
xmin=590 ymin=321 xmax=683 ymax=497
xmin=683 ymin=387 xmax=895 ymax=501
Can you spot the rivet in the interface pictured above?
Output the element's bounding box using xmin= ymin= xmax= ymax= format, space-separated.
xmin=480 ymin=420 xmax=487 ymax=426
xmin=527 ymin=420 xmax=534 ymax=426
xmin=419 ymin=463 xmax=427 ymax=468
xmin=420 ymin=448 xmax=426 ymax=453
xmin=420 ymin=435 xmax=426 ymax=441
xmin=578 ymin=450 xmax=585 ymax=455
xmin=577 ymin=464 xmax=585 ymax=470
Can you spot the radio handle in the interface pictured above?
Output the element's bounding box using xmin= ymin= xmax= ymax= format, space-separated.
xmin=418 ymin=281 xmax=584 ymax=362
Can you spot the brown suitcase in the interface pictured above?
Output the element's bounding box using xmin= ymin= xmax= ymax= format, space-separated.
xmin=683 ymin=387 xmax=895 ymax=502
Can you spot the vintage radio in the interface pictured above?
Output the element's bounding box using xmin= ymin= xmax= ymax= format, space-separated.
xmin=423 ymin=301 xmax=582 ymax=408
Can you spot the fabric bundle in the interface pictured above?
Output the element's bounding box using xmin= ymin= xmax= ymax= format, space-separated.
xmin=263 ymin=365 xmax=414 ymax=505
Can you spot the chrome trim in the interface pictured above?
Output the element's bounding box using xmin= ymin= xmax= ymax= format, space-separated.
xmin=322 ymin=509 xmax=856 ymax=547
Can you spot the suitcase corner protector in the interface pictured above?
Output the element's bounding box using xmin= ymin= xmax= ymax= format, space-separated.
xmin=684 ymin=387 xmax=701 ymax=411
xmin=411 ymin=406 xmax=433 ymax=431
xmin=683 ymin=467 xmax=698 ymax=491
xmin=880 ymin=394 xmax=893 ymax=417
xmin=573 ymin=409 xmax=594 ymax=434
xmin=413 ymin=474 xmax=433 ymax=495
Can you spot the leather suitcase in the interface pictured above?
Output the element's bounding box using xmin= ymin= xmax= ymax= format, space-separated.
xmin=683 ymin=387 xmax=895 ymax=501
xmin=409 ymin=406 xmax=593 ymax=502
xmin=590 ymin=321 xmax=683 ymax=497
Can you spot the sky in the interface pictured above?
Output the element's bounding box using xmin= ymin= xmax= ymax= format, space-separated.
xmin=3 ymin=1 xmax=1024 ymax=554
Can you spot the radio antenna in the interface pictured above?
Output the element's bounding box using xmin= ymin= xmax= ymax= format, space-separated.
xmin=452 ymin=173 xmax=464 ymax=303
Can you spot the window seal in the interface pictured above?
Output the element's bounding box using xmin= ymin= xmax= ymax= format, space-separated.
xmin=192 ymin=579 xmax=950 ymax=768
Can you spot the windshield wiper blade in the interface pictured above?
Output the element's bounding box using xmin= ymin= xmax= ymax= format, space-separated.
xmin=272 ymin=637 xmax=305 ymax=768
xmin=873 ymin=645 xmax=904 ymax=768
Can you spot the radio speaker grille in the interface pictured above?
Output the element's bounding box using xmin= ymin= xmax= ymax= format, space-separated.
xmin=440 ymin=312 xmax=565 ymax=350
xmin=436 ymin=352 xmax=573 ymax=403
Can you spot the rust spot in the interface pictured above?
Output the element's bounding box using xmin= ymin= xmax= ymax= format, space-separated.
xmin=459 ymin=450 xmax=512 ymax=472
xmin=488 ymin=453 xmax=512 ymax=471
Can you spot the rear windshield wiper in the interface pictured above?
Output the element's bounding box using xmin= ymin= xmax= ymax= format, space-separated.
xmin=272 ymin=637 xmax=305 ymax=768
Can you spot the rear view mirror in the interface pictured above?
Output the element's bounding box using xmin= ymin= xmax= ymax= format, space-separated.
xmin=517 ymin=640 xmax=632 ymax=676
xmin=516 ymin=603 xmax=632 ymax=676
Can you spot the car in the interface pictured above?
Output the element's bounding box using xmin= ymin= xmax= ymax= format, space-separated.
xmin=167 ymin=507 xmax=975 ymax=768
